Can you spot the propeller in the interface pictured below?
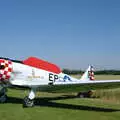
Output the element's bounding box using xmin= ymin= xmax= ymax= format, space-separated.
xmin=0 ymin=59 xmax=13 ymax=81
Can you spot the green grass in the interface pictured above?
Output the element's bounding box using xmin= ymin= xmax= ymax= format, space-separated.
xmin=1 ymin=75 xmax=120 ymax=120
xmin=1 ymin=89 xmax=120 ymax=120
xmin=95 ymin=75 xmax=120 ymax=80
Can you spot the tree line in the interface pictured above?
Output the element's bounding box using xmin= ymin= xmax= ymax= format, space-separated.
xmin=62 ymin=69 xmax=120 ymax=75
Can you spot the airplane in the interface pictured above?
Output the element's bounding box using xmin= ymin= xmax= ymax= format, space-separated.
xmin=0 ymin=56 xmax=120 ymax=107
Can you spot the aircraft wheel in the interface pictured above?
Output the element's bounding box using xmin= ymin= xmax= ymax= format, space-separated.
xmin=77 ymin=91 xmax=93 ymax=98
xmin=23 ymin=96 xmax=34 ymax=107
xmin=77 ymin=92 xmax=85 ymax=98
xmin=0 ymin=94 xmax=7 ymax=103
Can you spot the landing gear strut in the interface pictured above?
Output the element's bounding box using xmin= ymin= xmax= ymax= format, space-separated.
xmin=23 ymin=89 xmax=36 ymax=107
xmin=0 ymin=85 xmax=7 ymax=103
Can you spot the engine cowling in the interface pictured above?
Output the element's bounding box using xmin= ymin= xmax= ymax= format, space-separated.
xmin=0 ymin=59 xmax=13 ymax=81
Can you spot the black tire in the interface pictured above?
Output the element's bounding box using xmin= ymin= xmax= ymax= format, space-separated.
xmin=23 ymin=96 xmax=34 ymax=108
xmin=77 ymin=92 xmax=85 ymax=98
xmin=0 ymin=94 xmax=7 ymax=103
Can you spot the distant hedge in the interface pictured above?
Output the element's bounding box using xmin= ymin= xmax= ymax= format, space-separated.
xmin=62 ymin=69 xmax=120 ymax=75
xmin=95 ymin=70 xmax=120 ymax=75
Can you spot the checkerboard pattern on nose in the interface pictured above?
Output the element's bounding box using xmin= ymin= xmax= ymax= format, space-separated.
xmin=0 ymin=59 xmax=13 ymax=80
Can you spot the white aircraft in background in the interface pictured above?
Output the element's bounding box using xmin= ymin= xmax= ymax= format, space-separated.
xmin=0 ymin=56 xmax=120 ymax=107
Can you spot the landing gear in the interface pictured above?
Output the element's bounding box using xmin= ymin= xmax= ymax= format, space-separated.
xmin=77 ymin=90 xmax=93 ymax=98
xmin=77 ymin=92 xmax=85 ymax=98
xmin=0 ymin=94 xmax=7 ymax=103
xmin=23 ymin=96 xmax=34 ymax=107
xmin=0 ymin=85 xmax=7 ymax=103
xmin=23 ymin=89 xmax=36 ymax=108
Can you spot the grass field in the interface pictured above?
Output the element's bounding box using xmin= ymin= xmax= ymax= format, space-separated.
xmin=95 ymin=75 xmax=120 ymax=80
xmin=1 ymin=75 xmax=120 ymax=120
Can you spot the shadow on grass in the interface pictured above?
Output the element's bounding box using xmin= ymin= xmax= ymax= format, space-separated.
xmin=6 ymin=95 xmax=120 ymax=112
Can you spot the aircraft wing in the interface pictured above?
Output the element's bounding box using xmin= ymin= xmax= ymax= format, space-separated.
xmin=41 ymin=79 xmax=120 ymax=93
xmin=40 ymin=66 xmax=120 ymax=92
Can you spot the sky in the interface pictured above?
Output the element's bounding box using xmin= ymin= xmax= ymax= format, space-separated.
xmin=0 ymin=0 xmax=120 ymax=70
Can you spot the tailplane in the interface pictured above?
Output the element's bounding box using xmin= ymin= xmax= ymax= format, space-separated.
xmin=80 ymin=66 xmax=95 ymax=81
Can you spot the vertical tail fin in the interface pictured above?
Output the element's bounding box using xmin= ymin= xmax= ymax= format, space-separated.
xmin=80 ymin=66 xmax=95 ymax=81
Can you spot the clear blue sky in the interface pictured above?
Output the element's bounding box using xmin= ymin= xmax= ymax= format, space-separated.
xmin=0 ymin=0 xmax=120 ymax=70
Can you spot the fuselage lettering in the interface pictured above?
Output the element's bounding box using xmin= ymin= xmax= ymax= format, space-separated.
xmin=49 ymin=73 xmax=59 ymax=83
